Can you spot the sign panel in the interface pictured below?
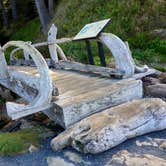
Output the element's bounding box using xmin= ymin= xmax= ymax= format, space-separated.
xmin=73 ymin=18 xmax=111 ymax=41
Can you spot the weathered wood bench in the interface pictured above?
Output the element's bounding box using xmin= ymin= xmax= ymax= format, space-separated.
xmin=0 ymin=22 xmax=156 ymax=128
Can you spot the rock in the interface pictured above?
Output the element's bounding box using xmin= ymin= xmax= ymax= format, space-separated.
xmin=20 ymin=119 xmax=34 ymax=129
xmin=1 ymin=120 xmax=22 ymax=132
xmin=136 ymin=137 xmax=166 ymax=151
xmin=0 ymin=86 xmax=14 ymax=101
xmin=142 ymin=76 xmax=160 ymax=86
xmin=158 ymin=73 xmax=166 ymax=83
xmin=28 ymin=144 xmax=38 ymax=153
xmin=64 ymin=151 xmax=91 ymax=165
xmin=106 ymin=150 xmax=166 ymax=166
xmin=145 ymin=84 xmax=166 ymax=97
xmin=47 ymin=157 xmax=74 ymax=166
xmin=51 ymin=98 xmax=166 ymax=154
xmin=151 ymin=29 xmax=166 ymax=39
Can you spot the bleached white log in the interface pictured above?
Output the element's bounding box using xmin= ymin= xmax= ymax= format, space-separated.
xmin=51 ymin=98 xmax=166 ymax=154
xmin=0 ymin=45 xmax=9 ymax=79
xmin=2 ymin=41 xmax=53 ymax=119
xmin=99 ymin=33 xmax=135 ymax=78
xmin=48 ymin=24 xmax=58 ymax=62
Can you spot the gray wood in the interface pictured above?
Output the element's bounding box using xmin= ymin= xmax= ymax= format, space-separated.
xmin=2 ymin=41 xmax=53 ymax=120
xmin=54 ymin=60 xmax=123 ymax=78
xmin=99 ymin=33 xmax=135 ymax=78
xmin=2 ymin=65 xmax=142 ymax=127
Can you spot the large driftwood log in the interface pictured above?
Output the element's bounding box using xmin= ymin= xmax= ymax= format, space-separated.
xmin=51 ymin=98 xmax=166 ymax=154
xmin=107 ymin=150 xmax=166 ymax=166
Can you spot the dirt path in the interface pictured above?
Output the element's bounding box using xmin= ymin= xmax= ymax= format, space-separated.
xmin=0 ymin=129 xmax=166 ymax=166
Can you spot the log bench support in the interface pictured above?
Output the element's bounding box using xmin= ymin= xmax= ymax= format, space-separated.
xmin=0 ymin=41 xmax=54 ymax=119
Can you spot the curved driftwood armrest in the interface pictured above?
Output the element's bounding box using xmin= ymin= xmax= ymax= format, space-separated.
xmin=2 ymin=41 xmax=53 ymax=119
xmin=99 ymin=33 xmax=135 ymax=78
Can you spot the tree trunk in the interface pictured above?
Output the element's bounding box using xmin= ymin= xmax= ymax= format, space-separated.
xmin=48 ymin=0 xmax=54 ymax=17
xmin=35 ymin=0 xmax=51 ymax=33
xmin=11 ymin=0 xmax=18 ymax=21
xmin=0 ymin=0 xmax=9 ymax=28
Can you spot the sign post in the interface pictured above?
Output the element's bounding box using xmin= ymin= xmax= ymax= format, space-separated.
xmin=73 ymin=18 xmax=111 ymax=66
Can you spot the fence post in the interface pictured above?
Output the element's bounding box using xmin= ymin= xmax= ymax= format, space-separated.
xmin=97 ymin=41 xmax=106 ymax=67
xmin=85 ymin=40 xmax=94 ymax=65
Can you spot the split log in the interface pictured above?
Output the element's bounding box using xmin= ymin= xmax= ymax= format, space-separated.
xmin=107 ymin=150 xmax=166 ymax=166
xmin=51 ymin=98 xmax=166 ymax=154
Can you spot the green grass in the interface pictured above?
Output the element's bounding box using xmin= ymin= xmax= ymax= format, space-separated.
xmin=0 ymin=128 xmax=40 ymax=156
xmin=2 ymin=0 xmax=166 ymax=65
xmin=11 ymin=19 xmax=41 ymax=42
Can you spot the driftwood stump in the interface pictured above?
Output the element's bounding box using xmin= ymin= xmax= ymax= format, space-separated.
xmin=51 ymin=98 xmax=166 ymax=154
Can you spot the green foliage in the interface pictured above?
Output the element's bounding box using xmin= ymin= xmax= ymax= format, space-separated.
xmin=52 ymin=0 xmax=166 ymax=64
xmin=11 ymin=19 xmax=41 ymax=42
xmin=0 ymin=128 xmax=39 ymax=156
xmin=1 ymin=0 xmax=165 ymax=65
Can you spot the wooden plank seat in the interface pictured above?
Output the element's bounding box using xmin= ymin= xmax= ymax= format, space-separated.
xmin=7 ymin=66 xmax=143 ymax=128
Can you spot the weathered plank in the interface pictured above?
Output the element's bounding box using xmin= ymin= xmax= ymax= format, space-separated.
xmin=4 ymin=65 xmax=142 ymax=126
xmin=54 ymin=60 xmax=124 ymax=78
xmin=107 ymin=150 xmax=166 ymax=166
xmin=53 ymin=79 xmax=142 ymax=127
xmin=51 ymin=98 xmax=166 ymax=153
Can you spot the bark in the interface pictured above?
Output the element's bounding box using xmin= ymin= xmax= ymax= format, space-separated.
xmin=35 ymin=0 xmax=51 ymax=33
xmin=0 ymin=0 xmax=9 ymax=28
xmin=48 ymin=0 xmax=54 ymax=16
xmin=51 ymin=98 xmax=166 ymax=154
xmin=11 ymin=0 xmax=18 ymax=21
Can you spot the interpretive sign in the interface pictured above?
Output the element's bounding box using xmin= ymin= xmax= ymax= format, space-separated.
xmin=73 ymin=18 xmax=111 ymax=41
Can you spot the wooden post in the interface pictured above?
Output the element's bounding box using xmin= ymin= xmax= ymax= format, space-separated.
xmin=97 ymin=41 xmax=106 ymax=67
xmin=48 ymin=24 xmax=58 ymax=62
xmin=23 ymin=41 xmax=32 ymax=60
xmin=85 ymin=40 xmax=94 ymax=65
xmin=0 ymin=45 xmax=9 ymax=79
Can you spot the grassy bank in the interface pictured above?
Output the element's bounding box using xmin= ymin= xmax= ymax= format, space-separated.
xmin=4 ymin=0 xmax=166 ymax=68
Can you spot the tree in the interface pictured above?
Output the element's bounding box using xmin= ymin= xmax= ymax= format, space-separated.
xmin=11 ymin=0 xmax=18 ymax=21
xmin=0 ymin=0 xmax=9 ymax=28
xmin=48 ymin=0 xmax=54 ymax=17
xmin=35 ymin=0 xmax=51 ymax=33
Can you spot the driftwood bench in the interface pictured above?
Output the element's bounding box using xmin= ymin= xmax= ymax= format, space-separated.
xmin=0 ymin=22 xmax=156 ymax=128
